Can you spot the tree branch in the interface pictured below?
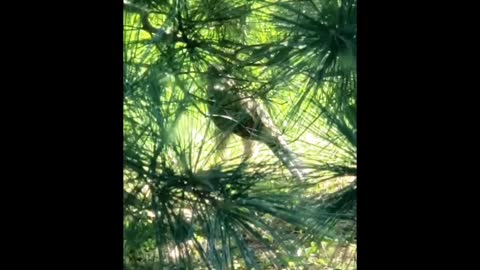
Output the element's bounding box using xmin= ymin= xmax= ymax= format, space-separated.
xmin=124 ymin=2 xmax=159 ymax=34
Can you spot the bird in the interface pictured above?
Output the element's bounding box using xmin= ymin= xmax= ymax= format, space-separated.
xmin=205 ymin=65 xmax=305 ymax=181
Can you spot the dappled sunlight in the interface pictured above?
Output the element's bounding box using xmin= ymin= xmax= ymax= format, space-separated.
xmin=124 ymin=0 xmax=356 ymax=269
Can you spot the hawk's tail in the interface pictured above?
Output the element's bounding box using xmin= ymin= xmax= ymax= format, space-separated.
xmin=265 ymin=134 xmax=305 ymax=182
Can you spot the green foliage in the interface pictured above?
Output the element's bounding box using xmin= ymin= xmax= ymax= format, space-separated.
xmin=124 ymin=0 xmax=356 ymax=269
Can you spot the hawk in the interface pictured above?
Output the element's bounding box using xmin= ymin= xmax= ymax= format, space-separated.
xmin=205 ymin=65 xmax=305 ymax=181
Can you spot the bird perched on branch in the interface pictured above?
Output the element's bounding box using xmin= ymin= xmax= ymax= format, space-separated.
xmin=205 ymin=65 xmax=305 ymax=181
